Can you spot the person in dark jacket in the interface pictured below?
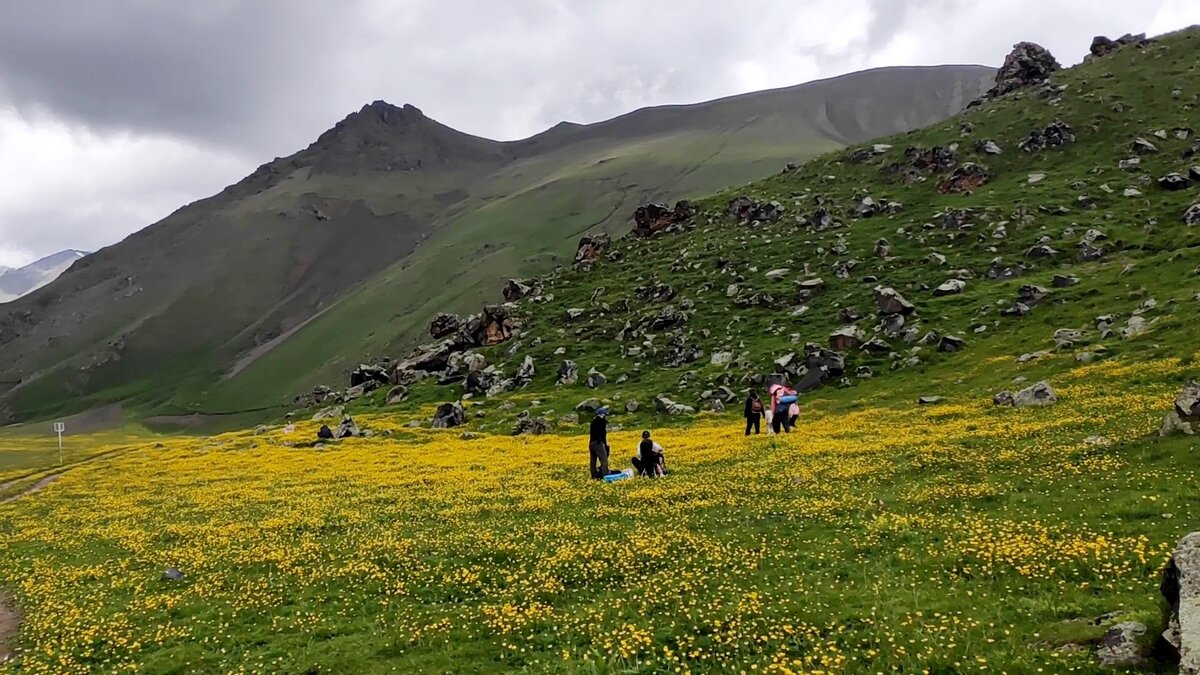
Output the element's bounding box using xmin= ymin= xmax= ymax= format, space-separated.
xmin=743 ymin=392 xmax=763 ymax=436
xmin=589 ymin=407 xmax=611 ymax=479
xmin=631 ymin=430 xmax=665 ymax=477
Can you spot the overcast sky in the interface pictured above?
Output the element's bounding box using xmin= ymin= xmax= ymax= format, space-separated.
xmin=0 ymin=0 xmax=1196 ymax=268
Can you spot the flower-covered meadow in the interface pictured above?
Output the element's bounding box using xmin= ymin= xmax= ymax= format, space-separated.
xmin=0 ymin=359 xmax=1196 ymax=673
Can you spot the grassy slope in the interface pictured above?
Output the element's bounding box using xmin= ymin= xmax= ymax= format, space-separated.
xmin=368 ymin=28 xmax=1200 ymax=438
xmin=202 ymin=65 xmax=992 ymax=412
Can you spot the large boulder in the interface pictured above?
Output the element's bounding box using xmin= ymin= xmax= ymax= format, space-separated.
xmin=987 ymin=41 xmax=1061 ymax=98
xmin=574 ymin=232 xmax=610 ymax=265
xmin=477 ymin=305 xmax=514 ymax=346
xmin=349 ymin=364 xmax=390 ymax=387
xmin=395 ymin=339 xmax=458 ymax=373
xmin=1162 ymin=531 xmax=1200 ymax=674
xmin=335 ymin=414 xmax=360 ymax=439
xmin=429 ymin=313 xmax=461 ymax=339
xmin=875 ymin=286 xmax=916 ymax=315
xmin=1160 ymin=381 xmax=1200 ymax=436
xmin=655 ymin=395 xmax=696 ymax=416
xmin=431 ymin=402 xmax=466 ymax=429
xmin=633 ymin=200 xmax=696 ymax=237
xmin=1013 ymin=381 xmax=1057 ymax=407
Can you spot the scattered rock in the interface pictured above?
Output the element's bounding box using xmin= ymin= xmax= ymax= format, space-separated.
xmin=829 ymin=325 xmax=866 ymax=352
xmin=978 ymin=140 xmax=1003 ymax=155
xmin=586 ymin=369 xmax=607 ymax=389
xmin=654 ymin=395 xmax=695 ymax=416
xmin=513 ymin=414 xmax=550 ymax=436
xmin=386 ymin=386 xmax=409 ymax=405
xmin=993 ymin=391 xmax=1015 ymax=406
xmin=1132 ymin=138 xmax=1159 ymax=155
xmin=1185 ymin=203 xmax=1200 ymax=226
xmin=933 ymin=279 xmax=966 ymax=297
xmin=875 ymin=286 xmax=916 ymax=315
xmin=1028 ymin=173 xmax=1046 ymax=184
xmin=874 ymin=238 xmax=892 ymax=257
xmin=1013 ymin=381 xmax=1057 ymax=407
xmin=1161 ymin=173 xmax=1192 ymax=191
xmin=917 ymin=396 xmax=944 ymax=405
xmin=1052 ymin=274 xmax=1080 ymax=288
xmin=575 ymin=398 xmax=602 ymax=413
xmin=514 ymin=356 xmax=536 ymax=387
xmin=624 ymin=400 xmax=640 ymax=413
xmin=556 ymin=360 xmax=579 ymax=386
xmin=938 ymin=335 xmax=966 ymax=353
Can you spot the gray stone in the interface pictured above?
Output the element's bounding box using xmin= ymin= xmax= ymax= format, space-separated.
xmin=1096 ymin=621 xmax=1148 ymax=667
xmin=875 ymin=286 xmax=916 ymax=315
xmin=1132 ymin=138 xmax=1159 ymax=154
xmin=933 ymin=279 xmax=967 ymax=296
xmin=1185 ymin=204 xmax=1200 ymax=226
xmin=1052 ymin=274 xmax=1080 ymax=288
xmin=1163 ymin=532 xmax=1200 ymax=674
xmin=514 ymin=356 xmax=536 ymax=387
xmin=586 ymin=369 xmax=607 ymax=389
xmin=654 ymin=395 xmax=695 ymax=416
xmin=1013 ymin=381 xmax=1056 ymax=407
xmin=829 ymin=325 xmax=866 ymax=352
xmin=1160 ymin=382 xmax=1200 ymax=436
xmin=386 ymin=386 xmax=408 ymax=405
xmin=431 ymin=402 xmax=466 ymax=429
xmin=1160 ymin=173 xmax=1192 ymax=191
xmin=556 ymin=360 xmax=579 ymax=385
xmin=575 ymin=398 xmax=602 ymax=413
xmin=710 ymin=351 xmax=734 ymax=367
xmin=993 ymin=391 xmax=1015 ymax=406
xmin=917 ymin=396 xmax=944 ymax=405
xmin=937 ymin=335 xmax=966 ymax=353
xmin=160 ymin=567 xmax=185 ymax=581
xmin=624 ymin=400 xmax=640 ymax=413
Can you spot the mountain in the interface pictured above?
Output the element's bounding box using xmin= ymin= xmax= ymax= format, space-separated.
xmin=347 ymin=27 xmax=1200 ymax=438
xmin=0 ymin=250 xmax=89 ymax=303
xmin=0 ymin=64 xmax=993 ymax=422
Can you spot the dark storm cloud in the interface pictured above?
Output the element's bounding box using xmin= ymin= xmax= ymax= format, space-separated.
xmin=0 ymin=0 xmax=1195 ymax=267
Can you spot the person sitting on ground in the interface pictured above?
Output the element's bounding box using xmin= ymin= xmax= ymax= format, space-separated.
xmin=589 ymin=407 xmax=612 ymax=479
xmin=317 ymin=424 xmax=334 ymax=440
xmin=631 ymin=430 xmax=665 ymax=477
xmin=743 ymin=391 xmax=763 ymax=436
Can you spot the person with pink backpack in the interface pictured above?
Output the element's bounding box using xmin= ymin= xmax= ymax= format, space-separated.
xmin=767 ymin=383 xmax=799 ymax=434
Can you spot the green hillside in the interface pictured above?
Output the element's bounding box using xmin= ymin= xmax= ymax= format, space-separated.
xmin=364 ymin=28 xmax=1200 ymax=438
xmin=0 ymin=65 xmax=992 ymax=422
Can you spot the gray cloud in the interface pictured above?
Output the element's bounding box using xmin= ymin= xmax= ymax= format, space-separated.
xmin=0 ymin=0 xmax=1196 ymax=265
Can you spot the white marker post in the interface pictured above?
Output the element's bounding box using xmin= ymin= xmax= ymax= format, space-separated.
xmin=53 ymin=421 xmax=65 ymax=465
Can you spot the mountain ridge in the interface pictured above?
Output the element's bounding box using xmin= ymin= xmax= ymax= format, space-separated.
xmin=0 ymin=249 xmax=89 ymax=303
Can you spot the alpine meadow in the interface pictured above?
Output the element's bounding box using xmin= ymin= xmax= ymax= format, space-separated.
xmin=2 ymin=17 xmax=1200 ymax=675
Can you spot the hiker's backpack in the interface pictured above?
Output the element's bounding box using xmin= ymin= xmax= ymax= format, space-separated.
xmin=751 ymin=399 xmax=763 ymax=413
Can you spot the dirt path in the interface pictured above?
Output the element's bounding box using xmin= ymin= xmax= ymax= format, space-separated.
xmin=0 ymin=473 xmax=62 ymax=506
xmin=0 ymin=590 xmax=18 ymax=664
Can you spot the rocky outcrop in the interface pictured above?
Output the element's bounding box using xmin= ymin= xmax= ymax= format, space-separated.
xmin=429 ymin=313 xmax=461 ymax=339
xmin=829 ymin=325 xmax=865 ymax=352
xmin=1160 ymin=381 xmax=1200 ymax=436
xmin=1162 ymin=531 xmax=1200 ymax=674
xmin=633 ymin=200 xmax=696 ymax=237
xmin=350 ymin=364 xmax=390 ymax=387
xmin=556 ymin=360 xmax=579 ymax=386
xmin=987 ymin=42 xmax=1061 ymax=98
xmin=1090 ymin=33 xmax=1149 ymax=58
xmin=514 ymin=356 xmax=535 ymax=387
xmin=513 ymin=412 xmax=549 ymax=436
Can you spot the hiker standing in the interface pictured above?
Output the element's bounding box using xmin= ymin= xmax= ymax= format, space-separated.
xmin=589 ymin=407 xmax=611 ymax=479
xmin=743 ymin=391 xmax=763 ymax=435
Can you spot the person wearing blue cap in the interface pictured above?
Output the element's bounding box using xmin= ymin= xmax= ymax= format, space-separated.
xmin=589 ymin=406 xmax=611 ymax=479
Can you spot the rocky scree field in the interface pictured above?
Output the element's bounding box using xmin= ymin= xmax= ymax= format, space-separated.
xmin=3 ymin=28 xmax=1200 ymax=675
